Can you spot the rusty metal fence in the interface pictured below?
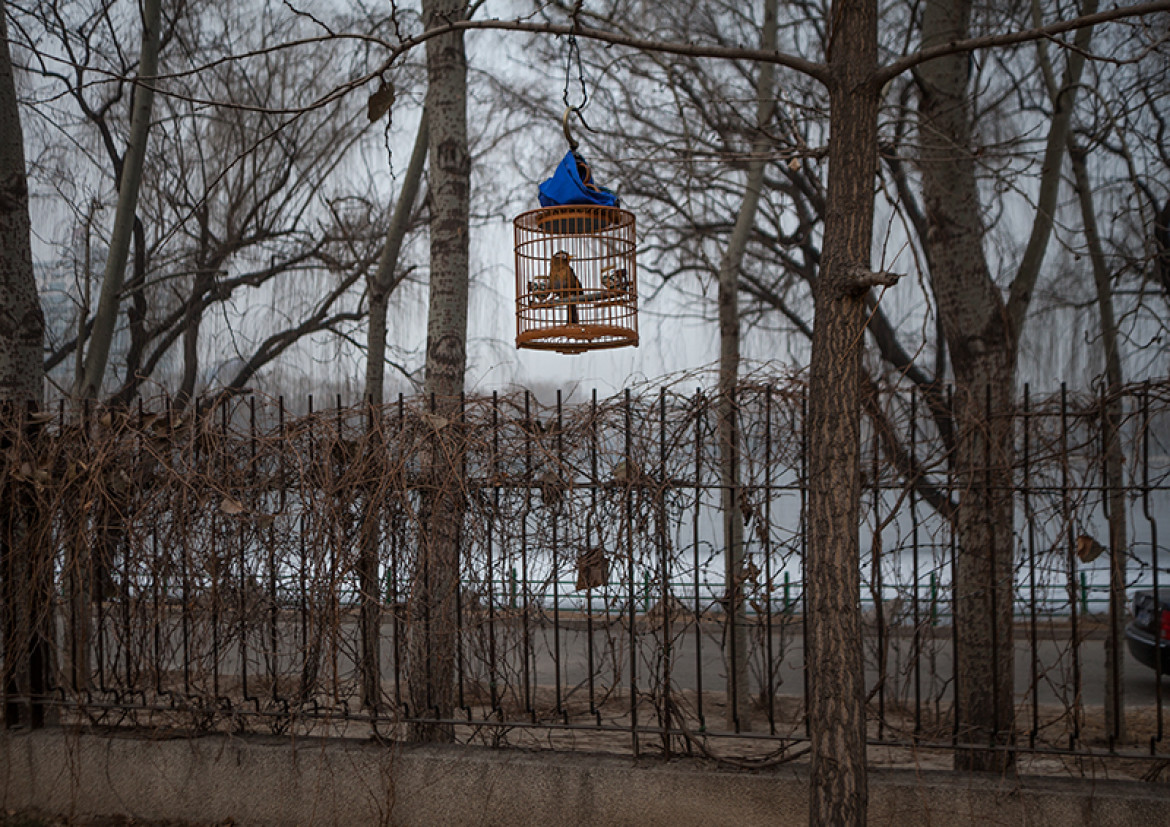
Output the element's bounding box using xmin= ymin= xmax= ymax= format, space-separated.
xmin=1 ymin=378 xmax=1168 ymax=767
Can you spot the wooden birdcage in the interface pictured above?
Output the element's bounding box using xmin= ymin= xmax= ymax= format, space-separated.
xmin=514 ymin=205 xmax=638 ymax=354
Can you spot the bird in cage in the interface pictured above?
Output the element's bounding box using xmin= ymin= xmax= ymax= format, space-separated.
xmin=549 ymin=250 xmax=582 ymax=324
xmin=601 ymin=266 xmax=630 ymax=294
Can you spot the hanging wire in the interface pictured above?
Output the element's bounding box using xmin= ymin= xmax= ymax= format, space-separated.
xmin=562 ymin=2 xmax=588 ymax=111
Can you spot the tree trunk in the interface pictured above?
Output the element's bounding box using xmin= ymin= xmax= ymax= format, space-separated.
xmin=0 ymin=11 xmax=41 ymax=405
xmin=917 ymin=0 xmax=1017 ymax=771
xmin=717 ymin=0 xmax=776 ymax=733
xmin=805 ymin=2 xmax=877 ymax=823
xmin=918 ymin=0 xmax=1096 ymax=771
xmin=407 ymin=0 xmax=470 ymax=743
xmin=0 ymin=2 xmax=52 ymax=728
xmin=1070 ymin=142 xmax=1126 ymax=742
xmin=77 ymin=0 xmax=161 ymax=400
xmin=365 ymin=111 xmax=428 ymax=407
xmin=360 ymin=112 xmax=428 ymax=713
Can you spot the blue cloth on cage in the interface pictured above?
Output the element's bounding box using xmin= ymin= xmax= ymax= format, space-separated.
xmin=538 ymin=150 xmax=619 ymax=208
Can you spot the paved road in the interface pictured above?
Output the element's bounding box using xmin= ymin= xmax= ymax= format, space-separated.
xmin=516 ymin=620 xmax=1167 ymax=709
xmin=97 ymin=614 xmax=1168 ymax=713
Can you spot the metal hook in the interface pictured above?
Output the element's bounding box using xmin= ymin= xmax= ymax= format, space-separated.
xmin=562 ymin=107 xmax=579 ymax=152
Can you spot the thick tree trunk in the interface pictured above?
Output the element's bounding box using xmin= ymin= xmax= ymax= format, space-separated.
xmin=407 ymin=0 xmax=470 ymax=743
xmin=918 ymin=0 xmax=1018 ymax=769
xmin=0 ymin=3 xmax=52 ymax=728
xmin=0 ymin=10 xmax=42 ymax=404
xmin=918 ymin=0 xmax=1095 ymax=771
xmin=77 ymin=0 xmax=161 ymax=400
xmin=805 ymin=2 xmax=877 ymax=823
xmin=716 ymin=0 xmax=776 ymax=733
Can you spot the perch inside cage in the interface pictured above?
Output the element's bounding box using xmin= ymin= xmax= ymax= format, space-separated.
xmin=513 ymin=204 xmax=638 ymax=354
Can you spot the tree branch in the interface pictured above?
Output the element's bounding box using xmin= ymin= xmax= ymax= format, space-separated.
xmin=877 ymin=1 xmax=1170 ymax=86
xmin=844 ymin=264 xmax=901 ymax=295
xmin=377 ymin=17 xmax=829 ymax=84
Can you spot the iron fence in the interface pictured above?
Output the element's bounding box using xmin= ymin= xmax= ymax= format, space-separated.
xmin=1 ymin=377 xmax=1169 ymax=767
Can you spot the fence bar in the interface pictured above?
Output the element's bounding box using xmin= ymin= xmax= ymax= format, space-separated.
xmin=522 ymin=391 xmax=533 ymax=717
xmin=586 ymin=390 xmax=598 ymax=721
xmin=553 ymin=390 xmax=564 ymax=720
xmin=949 ymin=385 xmax=958 ymax=746
xmin=488 ymin=391 xmax=500 ymax=716
xmin=872 ymin=401 xmax=885 ymax=741
xmin=625 ymin=389 xmax=638 ymax=756
xmin=1060 ymin=383 xmax=1081 ymax=748
xmin=457 ymin=392 xmax=468 ymax=718
xmin=909 ymin=390 xmax=921 ymax=736
xmin=1024 ymin=385 xmax=1038 ymax=748
xmin=764 ymin=386 xmax=775 ymax=735
xmin=693 ymin=390 xmax=705 ymax=730
xmin=801 ymin=388 xmax=810 ymax=737
xmin=1145 ymin=383 xmax=1162 ymax=748
xmin=658 ymin=387 xmax=671 ymax=757
xmin=393 ymin=393 xmax=404 ymax=714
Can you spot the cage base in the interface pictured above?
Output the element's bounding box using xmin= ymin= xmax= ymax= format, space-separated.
xmin=517 ymin=323 xmax=638 ymax=355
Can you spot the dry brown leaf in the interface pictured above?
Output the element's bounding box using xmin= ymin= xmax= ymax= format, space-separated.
xmin=367 ymin=81 xmax=395 ymax=122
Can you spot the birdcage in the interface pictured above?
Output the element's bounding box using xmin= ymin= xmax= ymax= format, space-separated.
xmin=514 ymin=204 xmax=638 ymax=354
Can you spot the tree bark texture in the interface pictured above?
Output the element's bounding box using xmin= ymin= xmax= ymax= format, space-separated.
xmin=805 ymin=2 xmax=877 ymax=823
xmin=408 ymin=0 xmax=471 ymax=743
xmin=0 ymin=5 xmax=42 ymax=405
xmin=78 ymin=0 xmax=161 ymax=400
xmin=717 ymin=0 xmax=776 ymax=733
xmin=0 ymin=2 xmax=52 ymax=728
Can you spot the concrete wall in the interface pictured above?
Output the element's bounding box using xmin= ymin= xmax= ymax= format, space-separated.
xmin=2 ymin=730 xmax=1168 ymax=826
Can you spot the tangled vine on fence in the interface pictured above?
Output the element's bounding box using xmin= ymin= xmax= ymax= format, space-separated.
xmin=1 ymin=377 xmax=1169 ymax=764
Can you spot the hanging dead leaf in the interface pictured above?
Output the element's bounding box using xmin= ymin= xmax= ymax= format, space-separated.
xmin=1075 ymin=534 xmax=1106 ymax=564
xmin=220 ymin=497 xmax=246 ymax=516
xmin=611 ymin=459 xmax=641 ymax=483
xmin=367 ymin=80 xmax=395 ymax=122
xmin=539 ymin=471 xmax=564 ymax=510
xmin=576 ymin=546 xmax=608 ymax=591
xmin=788 ymin=157 xmax=801 ymax=172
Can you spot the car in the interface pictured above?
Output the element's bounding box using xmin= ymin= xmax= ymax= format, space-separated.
xmin=1126 ymin=589 xmax=1170 ymax=673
